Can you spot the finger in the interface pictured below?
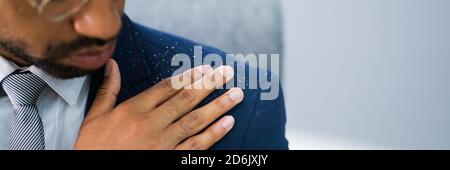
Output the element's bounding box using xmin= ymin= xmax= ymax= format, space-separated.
xmin=120 ymin=65 xmax=212 ymax=113
xmin=153 ymin=66 xmax=235 ymax=124
xmin=175 ymin=116 xmax=235 ymax=150
xmin=86 ymin=59 xmax=121 ymax=121
xmin=172 ymin=65 xmax=213 ymax=90
xmin=168 ymin=88 xmax=243 ymax=142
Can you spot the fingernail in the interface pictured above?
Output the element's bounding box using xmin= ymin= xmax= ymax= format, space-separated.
xmin=229 ymin=88 xmax=243 ymax=102
xmin=222 ymin=116 xmax=235 ymax=129
xmin=104 ymin=60 xmax=112 ymax=77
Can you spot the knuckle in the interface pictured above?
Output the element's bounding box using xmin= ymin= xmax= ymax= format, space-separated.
xmin=214 ymin=98 xmax=228 ymax=110
xmin=114 ymin=105 xmax=130 ymax=114
xmin=179 ymin=90 xmax=196 ymax=104
xmin=110 ymin=105 xmax=131 ymax=119
xmin=179 ymin=112 xmax=203 ymax=135
xmin=159 ymin=110 xmax=175 ymax=124
xmin=207 ymin=129 xmax=220 ymax=140
xmin=164 ymin=100 xmax=180 ymax=113
xmin=187 ymin=139 xmax=202 ymax=150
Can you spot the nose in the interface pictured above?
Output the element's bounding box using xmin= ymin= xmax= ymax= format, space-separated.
xmin=73 ymin=0 xmax=122 ymax=40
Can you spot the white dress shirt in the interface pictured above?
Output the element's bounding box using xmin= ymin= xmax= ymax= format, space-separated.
xmin=0 ymin=55 xmax=90 ymax=150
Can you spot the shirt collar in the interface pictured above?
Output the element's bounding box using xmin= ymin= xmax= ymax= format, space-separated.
xmin=0 ymin=55 xmax=87 ymax=106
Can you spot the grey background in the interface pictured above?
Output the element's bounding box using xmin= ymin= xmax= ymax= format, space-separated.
xmin=126 ymin=0 xmax=450 ymax=149
xmin=125 ymin=0 xmax=283 ymax=55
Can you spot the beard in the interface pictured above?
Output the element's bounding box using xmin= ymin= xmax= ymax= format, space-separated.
xmin=0 ymin=36 xmax=117 ymax=79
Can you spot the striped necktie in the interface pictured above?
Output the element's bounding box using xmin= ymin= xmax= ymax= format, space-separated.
xmin=1 ymin=71 xmax=48 ymax=150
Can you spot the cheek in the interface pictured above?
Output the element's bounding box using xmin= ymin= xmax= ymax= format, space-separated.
xmin=0 ymin=2 xmax=49 ymax=58
xmin=1 ymin=21 xmax=78 ymax=60
xmin=3 ymin=1 xmax=81 ymax=53
xmin=0 ymin=26 xmax=45 ymax=59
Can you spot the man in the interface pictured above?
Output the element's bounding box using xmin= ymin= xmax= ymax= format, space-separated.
xmin=0 ymin=0 xmax=288 ymax=150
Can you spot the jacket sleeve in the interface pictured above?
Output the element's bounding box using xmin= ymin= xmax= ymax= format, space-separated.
xmin=241 ymin=85 xmax=289 ymax=150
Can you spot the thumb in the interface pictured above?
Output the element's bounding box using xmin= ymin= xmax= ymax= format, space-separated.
xmin=86 ymin=59 xmax=121 ymax=120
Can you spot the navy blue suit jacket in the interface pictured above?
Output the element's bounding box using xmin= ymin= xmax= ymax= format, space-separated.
xmin=85 ymin=15 xmax=288 ymax=150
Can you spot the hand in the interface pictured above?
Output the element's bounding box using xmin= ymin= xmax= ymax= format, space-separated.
xmin=74 ymin=59 xmax=244 ymax=150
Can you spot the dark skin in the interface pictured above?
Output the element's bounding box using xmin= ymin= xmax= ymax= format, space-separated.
xmin=0 ymin=0 xmax=244 ymax=150
xmin=0 ymin=0 xmax=124 ymax=77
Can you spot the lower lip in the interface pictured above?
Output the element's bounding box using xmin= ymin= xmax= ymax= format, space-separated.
xmin=69 ymin=44 xmax=115 ymax=70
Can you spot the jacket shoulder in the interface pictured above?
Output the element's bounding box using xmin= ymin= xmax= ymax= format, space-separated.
xmin=114 ymin=17 xmax=288 ymax=149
